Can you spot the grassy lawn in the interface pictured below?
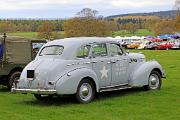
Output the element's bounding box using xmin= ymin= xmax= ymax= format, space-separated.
xmin=7 ymin=29 xmax=153 ymax=39
xmin=0 ymin=50 xmax=180 ymax=120
xmin=8 ymin=32 xmax=38 ymax=38
xmin=8 ymin=31 xmax=65 ymax=39
xmin=112 ymin=29 xmax=154 ymax=37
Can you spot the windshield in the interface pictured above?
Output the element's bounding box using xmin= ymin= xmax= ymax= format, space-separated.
xmin=39 ymin=45 xmax=64 ymax=56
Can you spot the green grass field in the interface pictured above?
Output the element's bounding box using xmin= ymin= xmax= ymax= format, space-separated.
xmin=0 ymin=50 xmax=180 ymax=120
xmin=8 ymin=29 xmax=153 ymax=39
xmin=8 ymin=32 xmax=38 ymax=38
xmin=8 ymin=31 xmax=65 ymax=39
xmin=112 ymin=29 xmax=154 ymax=37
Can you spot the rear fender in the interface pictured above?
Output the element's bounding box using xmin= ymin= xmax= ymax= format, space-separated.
xmin=129 ymin=61 xmax=164 ymax=86
xmin=55 ymin=67 xmax=99 ymax=95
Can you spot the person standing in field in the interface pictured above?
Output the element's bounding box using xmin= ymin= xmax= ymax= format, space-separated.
xmin=0 ymin=40 xmax=3 ymax=60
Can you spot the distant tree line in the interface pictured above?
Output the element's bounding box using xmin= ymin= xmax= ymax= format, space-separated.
xmin=0 ymin=19 xmax=64 ymax=33
xmin=153 ymin=16 xmax=180 ymax=36
xmin=0 ymin=6 xmax=180 ymax=39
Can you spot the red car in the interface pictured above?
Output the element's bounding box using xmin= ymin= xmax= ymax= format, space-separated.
xmin=156 ymin=42 xmax=173 ymax=50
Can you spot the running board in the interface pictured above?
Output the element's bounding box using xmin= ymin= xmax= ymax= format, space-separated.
xmin=99 ymin=84 xmax=132 ymax=92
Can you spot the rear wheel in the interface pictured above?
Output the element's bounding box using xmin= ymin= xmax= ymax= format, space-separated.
xmin=76 ymin=79 xmax=95 ymax=104
xmin=144 ymin=70 xmax=162 ymax=90
xmin=7 ymin=71 xmax=21 ymax=90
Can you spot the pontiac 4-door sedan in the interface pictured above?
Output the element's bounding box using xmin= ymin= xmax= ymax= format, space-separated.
xmin=12 ymin=37 xmax=165 ymax=103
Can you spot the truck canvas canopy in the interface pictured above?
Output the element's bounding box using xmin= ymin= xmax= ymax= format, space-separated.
xmin=0 ymin=35 xmax=46 ymax=90
xmin=0 ymin=35 xmax=46 ymax=64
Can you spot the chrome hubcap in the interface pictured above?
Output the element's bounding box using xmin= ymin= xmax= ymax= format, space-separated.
xmin=79 ymin=83 xmax=92 ymax=101
xmin=149 ymin=74 xmax=159 ymax=89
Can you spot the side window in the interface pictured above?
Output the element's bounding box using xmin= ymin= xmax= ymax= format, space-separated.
xmin=110 ymin=43 xmax=123 ymax=57
xmin=32 ymin=42 xmax=46 ymax=59
xmin=76 ymin=45 xmax=91 ymax=58
xmin=92 ymin=43 xmax=107 ymax=58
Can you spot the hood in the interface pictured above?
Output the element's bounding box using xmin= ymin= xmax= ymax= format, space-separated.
xmin=128 ymin=53 xmax=145 ymax=59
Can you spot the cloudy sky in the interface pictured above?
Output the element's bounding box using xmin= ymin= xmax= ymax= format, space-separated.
xmin=0 ymin=0 xmax=175 ymax=19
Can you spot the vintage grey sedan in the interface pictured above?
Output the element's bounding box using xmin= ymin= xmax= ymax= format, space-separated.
xmin=12 ymin=37 xmax=165 ymax=103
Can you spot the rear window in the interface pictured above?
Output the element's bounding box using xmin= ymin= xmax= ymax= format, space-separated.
xmin=39 ymin=45 xmax=64 ymax=56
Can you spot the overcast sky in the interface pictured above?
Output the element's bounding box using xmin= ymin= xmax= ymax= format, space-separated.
xmin=0 ymin=0 xmax=175 ymax=19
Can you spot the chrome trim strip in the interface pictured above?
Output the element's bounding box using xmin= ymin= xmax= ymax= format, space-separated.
xmin=11 ymin=88 xmax=57 ymax=94
xmin=100 ymin=86 xmax=132 ymax=92
xmin=84 ymin=62 xmax=91 ymax=64
xmin=100 ymin=83 xmax=129 ymax=89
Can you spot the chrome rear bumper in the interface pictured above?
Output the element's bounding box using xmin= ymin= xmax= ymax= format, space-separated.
xmin=11 ymin=88 xmax=57 ymax=94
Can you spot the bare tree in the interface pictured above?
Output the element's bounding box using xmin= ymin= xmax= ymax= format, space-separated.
xmin=76 ymin=8 xmax=99 ymax=19
xmin=173 ymin=0 xmax=180 ymax=15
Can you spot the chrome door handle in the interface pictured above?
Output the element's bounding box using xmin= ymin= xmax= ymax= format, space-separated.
xmin=107 ymin=62 xmax=111 ymax=64
xmin=111 ymin=61 xmax=116 ymax=63
xmin=84 ymin=62 xmax=91 ymax=64
xmin=92 ymin=61 xmax=98 ymax=63
xmin=123 ymin=59 xmax=127 ymax=60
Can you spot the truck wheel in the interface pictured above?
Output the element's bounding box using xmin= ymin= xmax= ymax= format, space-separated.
xmin=144 ymin=70 xmax=162 ymax=90
xmin=7 ymin=71 xmax=21 ymax=90
xmin=34 ymin=94 xmax=53 ymax=101
xmin=76 ymin=79 xmax=95 ymax=104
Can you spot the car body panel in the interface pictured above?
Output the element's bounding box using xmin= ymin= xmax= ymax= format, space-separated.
xmin=129 ymin=61 xmax=164 ymax=86
xmin=12 ymin=37 xmax=165 ymax=95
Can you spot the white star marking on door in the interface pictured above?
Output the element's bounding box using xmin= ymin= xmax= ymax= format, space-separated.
xmin=100 ymin=66 xmax=108 ymax=79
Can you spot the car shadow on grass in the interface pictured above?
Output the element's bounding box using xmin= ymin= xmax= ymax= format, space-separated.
xmin=19 ymin=87 xmax=146 ymax=106
xmin=21 ymin=95 xmax=78 ymax=106
xmin=96 ymin=87 xmax=146 ymax=101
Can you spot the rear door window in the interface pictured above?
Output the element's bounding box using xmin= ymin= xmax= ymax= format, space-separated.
xmin=92 ymin=43 xmax=107 ymax=58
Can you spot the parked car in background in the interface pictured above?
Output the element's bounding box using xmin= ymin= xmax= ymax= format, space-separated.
xmin=145 ymin=42 xmax=159 ymax=50
xmin=12 ymin=37 xmax=165 ymax=103
xmin=156 ymin=42 xmax=173 ymax=50
xmin=0 ymin=35 xmax=46 ymax=89
xmin=127 ymin=42 xmax=140 ymax=49
xmin=138 ymin=40 xmax=149 ymax=49
xmin=169 ymin=39 xmax=180 ymax=50
xmin=121 ymin=41 xmax=131 ymax=49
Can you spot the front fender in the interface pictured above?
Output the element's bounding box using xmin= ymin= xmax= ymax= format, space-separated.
xmin=55 ymin=67 xmax=99 ymax=95
xmin=129 ymin=60 xmax=164 ymax=86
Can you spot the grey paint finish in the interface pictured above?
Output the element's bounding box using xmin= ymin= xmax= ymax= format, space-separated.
xmin=12 ymin=37 xmax=165 ymax=95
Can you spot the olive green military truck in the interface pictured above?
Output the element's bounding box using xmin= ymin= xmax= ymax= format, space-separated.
xmin=0 ymin=34 xmax=46 ymax=90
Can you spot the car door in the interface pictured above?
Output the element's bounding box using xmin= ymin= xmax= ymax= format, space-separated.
xmin=109 ymin=43 xmax=129 ymax=86
xmin=91 ymin=43 xmax=111 ymax=88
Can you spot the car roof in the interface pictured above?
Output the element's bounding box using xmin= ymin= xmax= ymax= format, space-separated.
xmin=40 ymin=37 xmax=117 ymax=60
xmin=45 ymin=37 xmax=115 ymax=47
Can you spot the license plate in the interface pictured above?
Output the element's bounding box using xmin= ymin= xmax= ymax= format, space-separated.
xmin=27 ymin=70 xmax=34 ymax=80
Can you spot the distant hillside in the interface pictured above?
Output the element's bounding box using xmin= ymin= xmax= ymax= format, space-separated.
xmin=106 ymin=10 xmax=179 ymax=19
